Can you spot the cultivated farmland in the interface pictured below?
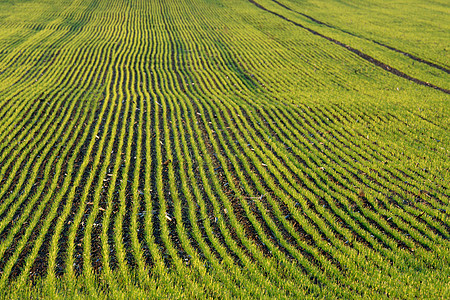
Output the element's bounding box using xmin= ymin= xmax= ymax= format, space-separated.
xmin=0 ymin=0 xmax=449 ymax=298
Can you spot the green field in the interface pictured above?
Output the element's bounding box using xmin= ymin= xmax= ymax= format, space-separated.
xmin=0 ymin=0 xmax=449 ymax=298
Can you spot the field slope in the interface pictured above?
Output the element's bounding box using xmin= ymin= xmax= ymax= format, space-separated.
xmin=0 ymin=0 xmax=449 ymax=298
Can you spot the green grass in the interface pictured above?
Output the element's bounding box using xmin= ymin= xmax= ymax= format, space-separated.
xmin=0 ymin=0 xmax=448 ymax=298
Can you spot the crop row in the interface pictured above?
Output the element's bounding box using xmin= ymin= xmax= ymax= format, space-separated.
xmin=0 ymin=0 xmax=448 ymax=297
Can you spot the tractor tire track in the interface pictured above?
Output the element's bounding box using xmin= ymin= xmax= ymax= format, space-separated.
xmin=270 ymin=0 xmax=450 ymax=74
xmin=248 ymin=0 xmax=449 ymax=94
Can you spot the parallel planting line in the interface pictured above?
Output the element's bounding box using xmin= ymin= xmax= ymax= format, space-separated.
xmin=0 ymin=0 xmax=448 ymax=298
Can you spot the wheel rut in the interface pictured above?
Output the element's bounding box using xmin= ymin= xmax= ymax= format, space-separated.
xmin=270 ymin=0 xmax=450 ymax=74
xmin=248 ymin=0 xmax=449 ymax=94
